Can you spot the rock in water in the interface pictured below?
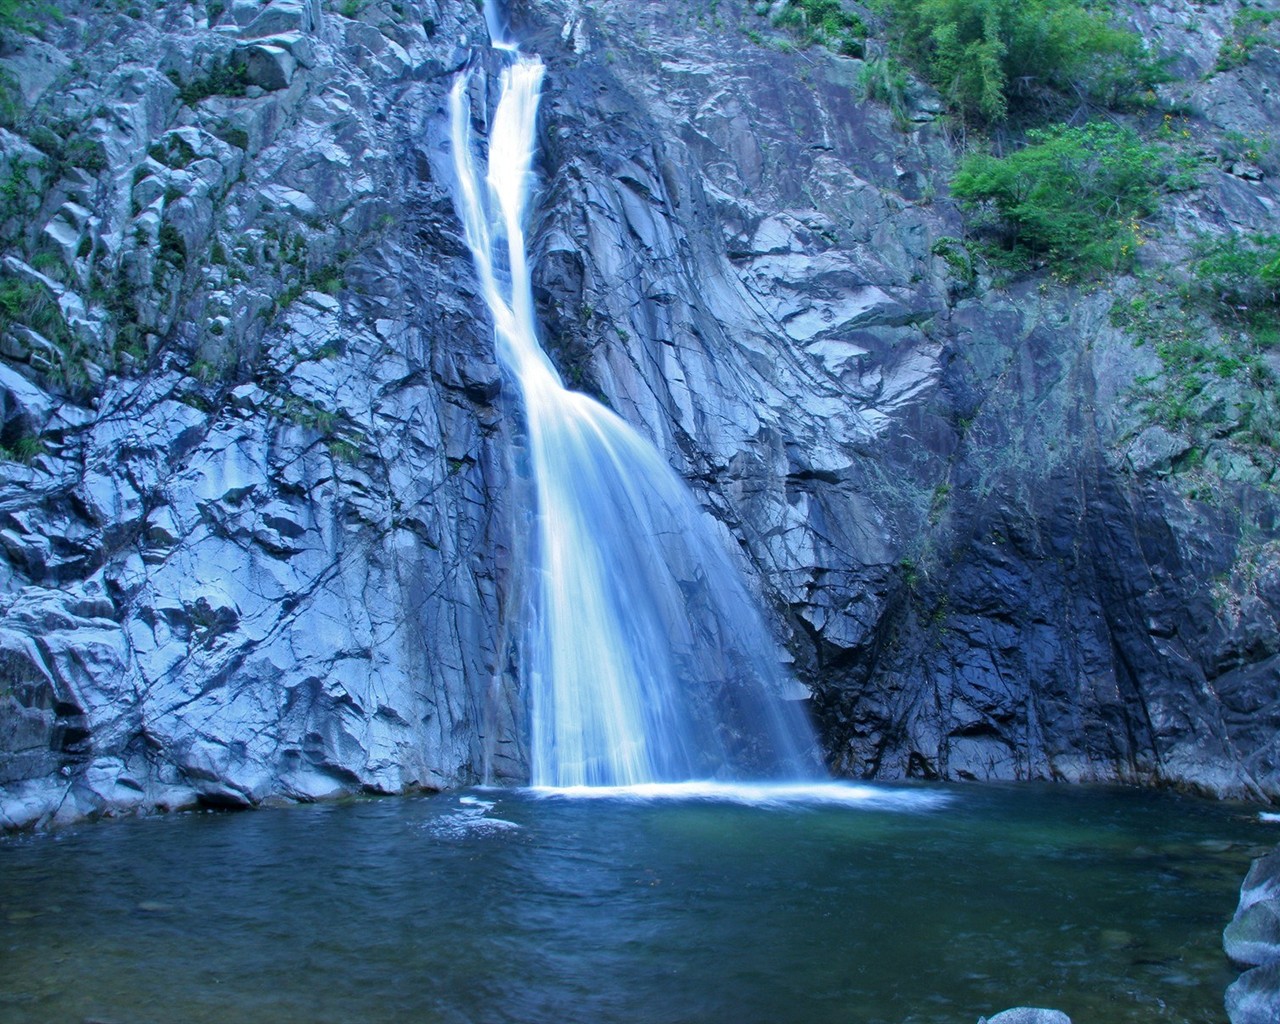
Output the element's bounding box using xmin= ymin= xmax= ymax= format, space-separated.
xmin=1226 ymin=900 xmax=1280 ymax=969
xmin=980 ymin=1010 xmax=1072 ymax=1024
xmin=1226 ymin=963 xmax=1280 ymax=1024
xmin=1225 ymin=848 xmax=1280 ymax=968
xmin=1225 ymin=845 xmax=1280 ymax=1024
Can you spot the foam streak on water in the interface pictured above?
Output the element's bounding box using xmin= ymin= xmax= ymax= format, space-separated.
xmin=449 ymin=13 xmax=818 ymax=788
xmin=527 ymin=781 xmax=951 ymax=811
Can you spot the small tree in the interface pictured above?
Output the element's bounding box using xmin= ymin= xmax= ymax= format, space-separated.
xmin=951 ymin=122 xmax=1169 ymax=276
xmin=875 ymin=0 xmax=1163 ymax=124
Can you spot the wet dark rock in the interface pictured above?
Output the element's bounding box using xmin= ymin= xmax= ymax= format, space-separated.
xmin=1225 ymin=846 xmax=1280 ymax=1023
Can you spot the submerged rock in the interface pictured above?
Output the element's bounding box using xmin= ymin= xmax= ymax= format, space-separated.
xmin=980 ymin=1009 xmax=1071 ymax=1024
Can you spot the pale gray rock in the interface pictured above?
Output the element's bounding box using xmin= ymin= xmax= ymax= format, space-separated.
xmin=1226 ymin=963 xmax=1280 ymax=1024
xmin=980 ymin=1010 xmax=1072 ymax=1024
xmin=1227 ymin=900 xmax=1280 ymax=969
xmin=1126 ymin=425 xmax=1193 ymax=476
xmin=1227 ymin=848 xmax=1280 ymax=968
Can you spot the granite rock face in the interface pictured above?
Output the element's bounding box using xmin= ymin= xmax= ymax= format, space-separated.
xmin=0 ymin=0 xmax=526 ymax=827
xmin=1 ymin=0 xmax=1279 ymax=827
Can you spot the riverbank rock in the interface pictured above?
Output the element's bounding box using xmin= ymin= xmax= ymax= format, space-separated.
xmin=1225 ymin=846 xmax=1280 ymax=1024
xmin=1226 ymin=963 xmax=1280 ymax=1024
xmin=1226 ymin=847 xmax=1280 ymax=967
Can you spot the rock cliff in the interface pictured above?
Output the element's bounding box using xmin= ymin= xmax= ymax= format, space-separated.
xmin=1 ymin=0 xmax=1277 ymax=827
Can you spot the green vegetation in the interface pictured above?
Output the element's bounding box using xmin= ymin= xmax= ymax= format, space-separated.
xmin=149 ymin=133 xmax=198 ymax=169
xmin=26 ymin=119 xmax=108 ymax=175
xmin=156 ymin=223 xmax=187 ymax=269
xmin=0 ymin=160 xmax=41 ymax=229
xmin=1215 ymin=7 xmax=1280 ymax=72
xmin=168 ymin=58 xmax=249 ymax=106
xmin=213 ymin=122 xmax=250 ymax=150
xmin=281 ymin=395 xmax=337 ymax=432
xmin=1192 ymin=234 xmax=1280 ymax=312
xmin=0 ymin=68 xmax=23 ymax=129
xmin=872 ymin=0 xmax=1163 ymax=124
xmin=768 ymin=0 xmax=868 ymax=57
xmin=0 ymin=0 xmax=55 ymax=34
xmin=950 ymin=123 xmax=1170 ymax=277
xmin=1110 ymin=262 xmax=1280 ymax=483
xmin=857 ymin=56 xmax=912 ymax=127
xmin=0 ymin=432 xmax=46 ymax=464
xmin=0 ymin=276 xmax=69 ymax=345
xmin=326 ymin=438 xmax=362 ymax=464
xmin=929 ymin=236 xmax=975 ymax=288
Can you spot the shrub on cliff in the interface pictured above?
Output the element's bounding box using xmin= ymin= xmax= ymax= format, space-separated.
xmin=950 ymin=122 xmax=1169 ymax=276
xmin=1193 ymin=234 xmax=1280 ymax=309
xmin=0 ymin=0 xmax=54 ymax=34
xmin=874 ymin=0 xmax=1164 ymax=124
xmin=768 ymin=0 xmax=869 ymax=57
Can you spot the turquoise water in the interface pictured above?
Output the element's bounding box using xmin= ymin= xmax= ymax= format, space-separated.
xmin=0 ymin=783 xmax=1273 ymax=1023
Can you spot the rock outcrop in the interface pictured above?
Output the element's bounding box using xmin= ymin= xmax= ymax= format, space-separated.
xmin=1 ymin=0 xmax=1279 ymax=827
xmin=0 ymin=0 xmax=526 ymax=827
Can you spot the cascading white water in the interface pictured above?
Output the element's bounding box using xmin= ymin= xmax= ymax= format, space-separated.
xmin=450 ymin=9 xmax=818 ymax=788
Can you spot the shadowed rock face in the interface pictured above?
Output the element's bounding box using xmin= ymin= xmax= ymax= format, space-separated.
xmin=0 ymin=0 xmax=1278 ymax=827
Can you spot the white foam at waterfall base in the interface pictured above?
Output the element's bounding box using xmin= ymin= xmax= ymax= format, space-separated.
xmin=527 ymin=781 xmax=951 ymax=811
xmin=424 ymin=795 xmax=522 ymax=839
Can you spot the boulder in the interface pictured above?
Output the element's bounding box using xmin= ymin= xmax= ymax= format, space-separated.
xmin=979 ymin=1010 xmax=1071 ymax=1024
xmin=1226 ymin=848 xmax=1280 ymax=968
xmin=239 ymin=0 xmax=315 ymax=38
xmin=0 ymin=361 xmax=52 ymax=440
xmin=1226 ymin=963 xmax=1280 ymax=1024
xmin=1226 ymin=899 xmax=1280 ymax=969
xmin=241 ymin=44 xmax=296 ymax=91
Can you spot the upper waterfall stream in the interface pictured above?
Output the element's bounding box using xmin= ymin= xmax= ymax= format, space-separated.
xmin=449 ymin=15 xmax=817 ymax=787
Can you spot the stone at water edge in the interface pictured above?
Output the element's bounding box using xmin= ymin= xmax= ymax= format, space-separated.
xmin=1225 ymin=898 xmax=1280 ymax=968
xmin=1240 ymin=848 xmax=1280 ymax=910
xmin=1225 ymin=847 xmax=1280 ymax=968
xmin=978 ymin=1010 xmax=1072 ymax=1024
xmin=1226 ymin=962 xmax=1280 ymax=1024
xmin=1224 ymin=846 xmax=1280 ymax=1024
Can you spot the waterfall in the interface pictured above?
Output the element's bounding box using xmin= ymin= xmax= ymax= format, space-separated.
xmin=449 ymin=11 xmax=818 ymax=788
